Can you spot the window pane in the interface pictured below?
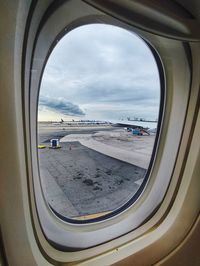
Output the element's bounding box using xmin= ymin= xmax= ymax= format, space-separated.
xmin=37 ymin=24 xmax=160 ymax=221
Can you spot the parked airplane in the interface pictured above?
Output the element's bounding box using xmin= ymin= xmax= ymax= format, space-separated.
xmin=0 ymin=1 xmax=200 ymax=266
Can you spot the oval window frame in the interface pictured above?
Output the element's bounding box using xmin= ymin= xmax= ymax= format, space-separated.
xmin=25 ymin=0 xmax=191 ymax=258
xmin=37 ymin=23 xmax=163 ymax=224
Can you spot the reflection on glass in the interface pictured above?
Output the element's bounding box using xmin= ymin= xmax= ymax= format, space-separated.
xmin=37 ymin=24 xmax=160 ymax=220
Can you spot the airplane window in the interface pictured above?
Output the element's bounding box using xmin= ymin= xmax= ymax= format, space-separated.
xmin=37 ymin=24 xmax=160 ymax=221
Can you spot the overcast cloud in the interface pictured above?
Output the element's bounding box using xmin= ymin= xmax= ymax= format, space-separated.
xmin=38 ymin=24 xmax=160 ymax=121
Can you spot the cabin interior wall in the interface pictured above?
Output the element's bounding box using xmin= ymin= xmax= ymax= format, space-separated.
xmin=0 ymin=1 xmax=200 ymax=265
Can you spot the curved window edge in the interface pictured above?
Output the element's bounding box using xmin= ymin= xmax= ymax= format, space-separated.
xmin=24 ymin=0 xmax=192 ymax=257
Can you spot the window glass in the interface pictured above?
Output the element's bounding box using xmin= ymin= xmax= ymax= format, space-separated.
xmin=38 ymin=24 xmax=160 ymax=221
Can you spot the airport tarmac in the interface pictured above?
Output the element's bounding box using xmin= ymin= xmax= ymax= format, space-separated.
xmin=38 ymin=124 xmax=155 ymax=219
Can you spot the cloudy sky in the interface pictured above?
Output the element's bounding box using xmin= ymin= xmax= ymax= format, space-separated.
xmin=38 ymin=24 xmax=160 ymax=122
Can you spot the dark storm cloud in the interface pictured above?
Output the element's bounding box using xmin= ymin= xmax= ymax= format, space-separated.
xmin=39 ymin=96 xmax=85 ymax=116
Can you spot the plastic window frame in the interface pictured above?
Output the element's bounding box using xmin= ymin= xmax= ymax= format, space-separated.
xmin=24 ymin=0 xmax=191 ymax=259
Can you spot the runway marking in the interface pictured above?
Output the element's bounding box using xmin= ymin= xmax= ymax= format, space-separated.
xmin=74 ymin=211 xmax=112 ymax=220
